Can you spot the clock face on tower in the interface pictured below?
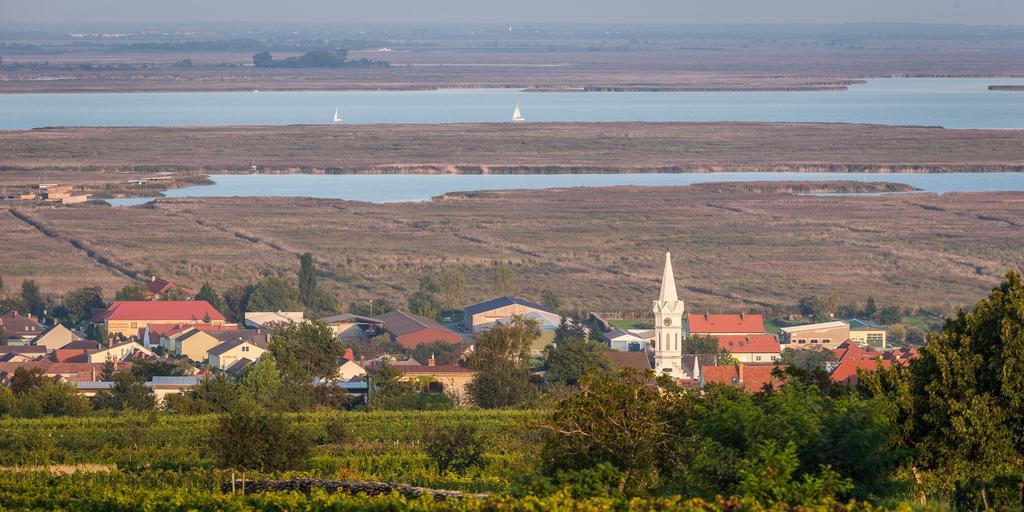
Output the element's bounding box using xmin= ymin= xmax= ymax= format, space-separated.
xmin=663 ymin=317 xmax=673 ymax=326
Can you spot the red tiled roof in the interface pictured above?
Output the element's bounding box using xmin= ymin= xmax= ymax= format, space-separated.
xmin=717 ymin=334 xmax=780 ymax=354
xmin=0 ymin=312 xmax=45 ymax=336
xmin=831 ymin=358 xmax=891 ymax=385
xmin=0 ymin=361 xmax=132 ymax=383
xmin=102 ymin=301 xmax=225 ymax=322
xmin=688 ymin=313 xmax=765 ymax=334
xmin=702 ymin=364 xmax=785 ymax=393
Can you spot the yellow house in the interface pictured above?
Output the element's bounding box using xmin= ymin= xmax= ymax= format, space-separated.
xmin=175 ymin=330 xmax=223 ymax=362
xmin=101 ymin=301 xmax=225 ymax=338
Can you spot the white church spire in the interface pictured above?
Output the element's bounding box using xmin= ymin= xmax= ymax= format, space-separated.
xmin=652 ymin=251 xmax=685 ymax=379
xmin=659 ymin=251 xmax=678 ymax=303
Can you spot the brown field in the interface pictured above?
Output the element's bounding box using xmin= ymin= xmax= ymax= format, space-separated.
xmin=2 ymin=185 xmax=1022 ymax=315
xmin=3 ymin=123 xmax=1023 ymax=176
xmin=2 ymin=45 xmax=1023 ymax=93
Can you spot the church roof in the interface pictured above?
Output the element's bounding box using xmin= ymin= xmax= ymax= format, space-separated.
xmin=659 ymin=252 xmax=678 ymax=303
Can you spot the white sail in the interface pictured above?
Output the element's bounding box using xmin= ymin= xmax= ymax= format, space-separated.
xmin=512 ymin=100 xmax=525 ymax=122
xmin=333 ymin=109 xmax=343 ymax=123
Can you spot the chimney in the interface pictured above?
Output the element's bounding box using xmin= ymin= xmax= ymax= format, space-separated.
xmin=737 ymin=363 xmax=744 ymax=384
xmin=740 ymin=312 xmax=745 ymax=320
xmin=704 ymin=312 xmax=709 ymax=320
xmin=428 ymin=353 xmax=436 ymax=367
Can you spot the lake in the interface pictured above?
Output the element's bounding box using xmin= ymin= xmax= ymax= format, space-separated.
xmin=3 ymin=78 xmax=1024 ymax=130
xmin=106 ymin=172 xmax=1024 ymax=206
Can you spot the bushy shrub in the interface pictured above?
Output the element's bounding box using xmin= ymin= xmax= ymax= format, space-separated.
xmin=422 ymin=423 xmax=486 ymax=473
xmin=208 ymin=407 xmax=311 ymax=472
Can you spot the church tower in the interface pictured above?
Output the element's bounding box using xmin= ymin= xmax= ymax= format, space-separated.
xmin=652 ymin=251 xmax=685 ymax=378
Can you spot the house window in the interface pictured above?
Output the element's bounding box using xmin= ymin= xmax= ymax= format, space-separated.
xmin=822 ymin=338 xmax=831 ymax=344
xmin=130 ymin=322 xmax=137 ymax=329
xmin=810 ymin=339 xmax=819 ymax=344
xmin=797 ymin=339 xmax=806 ymax=344
xmin=755 ymin=356 xmax=762 ymax=361
xmin=241 ymin=346 xmax=249 ymax=352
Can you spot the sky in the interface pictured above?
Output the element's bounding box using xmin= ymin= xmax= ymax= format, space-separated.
xmin=1 ymin=0 xmax=1023 ymax=25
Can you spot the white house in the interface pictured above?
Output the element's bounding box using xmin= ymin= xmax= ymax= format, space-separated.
xmin=88 ymin=341 xmax=154 ymax=363
xmin=603 ymin=328 xmax=649 ymax=352
xmin=207 ymin=339 xmax=266 ymax=370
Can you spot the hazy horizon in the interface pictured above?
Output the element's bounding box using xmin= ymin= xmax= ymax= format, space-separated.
xmin=2 ymin=0 xmax=1023 ymax=25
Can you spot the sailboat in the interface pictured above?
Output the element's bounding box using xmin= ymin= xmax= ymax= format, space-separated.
xmin=511 ymin=100 xmax=525 ymax=122
xmin=332 ymin=109 xmax=343 ymax=123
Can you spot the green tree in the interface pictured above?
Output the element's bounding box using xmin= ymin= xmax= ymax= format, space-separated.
xmin=779 ymin=347 xmax=837 ymax=372
xmin=736 ymin=440 xmax=852 ymax=508
xmin=267 ymin=320 xmax=344 ymax=382
xmin=62 ymin=286 xmax=104 ymax=324
xmin=541 ymin=290 xmax=561 ymax=311
xmin=492 ymin=263 xmax=515 ymax=296
xmin=886 ymin=323 xmax=907 ymax=344
xmin=465 ymin=316 xmax=540 ymax=408
xmin=542 ymin=369 xmax=675 ymax=496
xmin=905 ymin=326 xmax=927 ymax=345
xmin=543 ymin=335 xmax=608 ymax=386
xmin=422 ymin=423 xmax=486 ymax=473
xmin=92 ymin=371 xmax=155 ymax=411
xmin=158 ymin=287 xmax=190 ymax=301
xmin=114 ymin=283 xmax=147 ymax=301
xmin=240 ymin=355 xmax=284 ymax=407
xmin=895 ymin=270 xmax=1024 ymax=499
xmin=437 ymin=269 xmax=465 ymax=312
xmin=165 ymin=374 xmax=238 ymax=413
xmin=878 ymin=306 xmax=902 ymax=325
xmin=246 ymin=277 xmax=302 ymax=312
xmin=195 ymin=282 xmax=224 ymax=313
xmin=798 ymin=296 xmax=829 ymax=321
xmin=222 ymin=284 xmax=254 ymax=323
xmin=298 ymin=252 xmax=318 ymax=310
xmin=209 ymin=407 xmax=311 ymax=471
xmin=128 ymin=359 xmax=190 ymax=381
xmin=20 ymin=279 xmax=44 ymax=316
xmin=682 ymin=334 xmax=719 ymax=354
xmin=407 ymin=290 xmax=441 ymax=320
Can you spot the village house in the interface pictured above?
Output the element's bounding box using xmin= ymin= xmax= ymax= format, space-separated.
xmin=700 ymin=363 xmax=786 ymax=393
xmin=87 ymin=341 xmax=154 ymax=363
xmin=0 ymin=361 xmax=126 ymax=384
xmin=207 ymin=339 xmax=267 ymax=370
xmin=74 ymin=375 xmax=200 ymax=403
xmin=603 ymin=328 xmax=649 ymax=352
xmin=0 ymin=311 xmax=45 ymax=343
xmin=717 ymin=334 xmax=782 ymax=363
xmin=145 ymin=277 xmax=195 ymax=300
xmin=373 ymin=310 xmax=462 ymax=349
xmin=462 ymin=296 xmax=561 ymax=333
xmin=55 ymin=340 xmax=101 ymax=362
xmin=100 ymin=301 xmax=225 ymax=338
xmin=174 ymin=329 xmax=225 ymax=361
xmin=779 ymin=321 xmax=850 ymax=350
xmin=29 ymin=324 xmax=82 ymax=352
xmin=847 ymin=319 xmax=887 ymax=348
xmin=244 ymin=311 xmax=304 ymax=328
xmin=686 ymin=313 xmax=765 ymax=337
xmin=680 ymin=354 xmax=718 ymax=381
xmin=602 ymin=351 xmax=653 ymax=372
xmin=831 ymin=358 xmax=891 ymax=386
xmin=336 ymin=352 xmax=367 ymax=381
xmin=321 ymin=313 xmax=383 ymax=340
xmin=0 ymin=345 xmax=48 ymax=363
xmin=370 ymin=356 xmax=476 ymax=404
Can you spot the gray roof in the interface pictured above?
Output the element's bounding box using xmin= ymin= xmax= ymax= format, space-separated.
xmin=75 ymin=382 xmax=114 ymax=390
xmin=150 ymin=376 xmax=200 ymax=386
xmin=208 ymin=338 xmax=255 ymax=356
xmin=463 ymin=296 xmax=551 ymax=317
xmin=321 ymin=313 xmax=382 ymax=325
xmin=224 ymin=358 xmax=255 ymax=375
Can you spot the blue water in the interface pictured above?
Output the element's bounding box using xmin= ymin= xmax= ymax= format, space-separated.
xmin=4 ymin=78 xmax=1024 ymax=129
xmin=106 ymin=172 xmax=1024 ymax=206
